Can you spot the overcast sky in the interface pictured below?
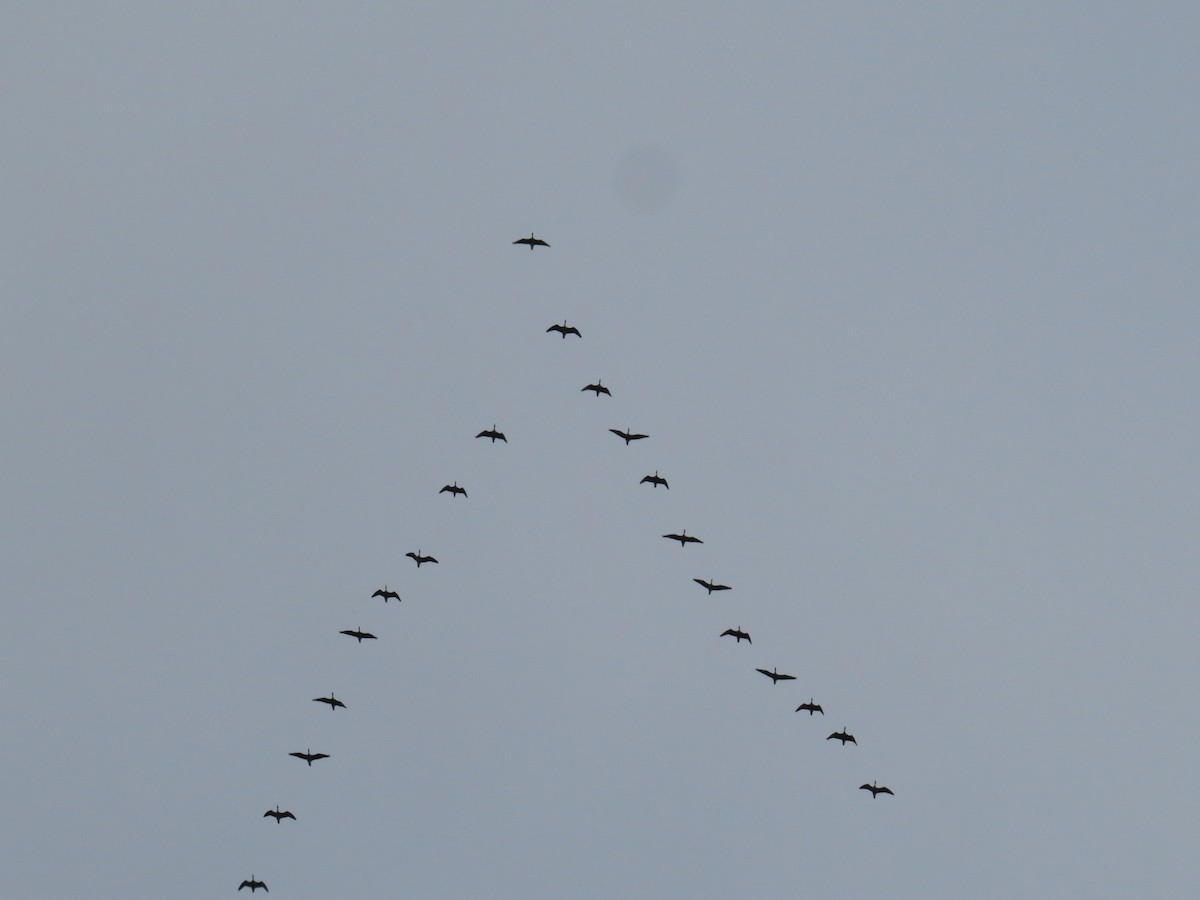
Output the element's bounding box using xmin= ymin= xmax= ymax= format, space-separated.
xmin=3 ymin=3 xmax=1198 ymax=898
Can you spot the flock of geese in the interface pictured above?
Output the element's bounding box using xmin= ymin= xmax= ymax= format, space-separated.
xmin=235 ymin=230 xmax=892 ymax=893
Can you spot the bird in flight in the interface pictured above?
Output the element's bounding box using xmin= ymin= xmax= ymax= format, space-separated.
xmin=756 ymin=667 xmax=796 ymax=684
xmin=313 ymin=693 xmax=347 ymax=711
xmin=720 ymin=627 xmax=751 ymax=644
xmin=827 ymin=728 xmax=857 ymax=745
xmin=663 ymin=530 xmax=703 ymax=547
xmin=476 ymin=425 xmax=507 ymax=443
xmin=860 ymin=781 xmax=894 ymax=798
xmin=406 ymin=550 xmax=438 ymax=566
xmin=546 ymin=320 xmax=582 ymax=338
xmin=695 ymin=578 xmax=731 ymax=594
xmin=238 ymin=875 xmax=268 ymax=892
xmin=640 ymin=471 xmax=668 ymax=489
xmin=581 ymin=381 xmax=611 ymax=397
xmin=372 ymin=586 xmax=400 ymax=603
xmin=610 ymin=427 xmax=649 ymax=445
xmin=289 ymin=748 xmax=330 ymax=766
xmin=513 ymin=232 xmax=549 ymax=250
xmin=440 ymin=482 xmax=467 ymax=498
xmin=795 ymin=699 xmax=824 ymax=715
xmin=339 ymin=627 xmax=377 ymax=643
xmin=263 ymin=806 xmax=296 ymax=823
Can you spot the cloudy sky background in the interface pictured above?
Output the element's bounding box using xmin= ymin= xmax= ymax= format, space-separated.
xmin=3 ymin=3 xmax=1198 ymax=897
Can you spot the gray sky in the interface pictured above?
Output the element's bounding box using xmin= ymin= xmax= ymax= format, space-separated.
xmin=3 ymin=3 xmax=1198 ymax=897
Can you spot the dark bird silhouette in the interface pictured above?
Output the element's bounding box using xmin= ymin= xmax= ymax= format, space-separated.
xmin=513 ymin=232 xmax=549 ymax=250
xmin=795 ymin=699 xmax=824 ymax=715
xmin=439 ymin=482 xmax=467 ymax=498
xmin=756 ymin=667 xmax=796 ymax=684
xmin=406 ymin=550 xmax=438 ymax=566
xmin=695 ymin=578 xmax=731 ymax=594
xmin=340 ymin=627 xmax=377 ymax=643
xmin=263 ymin=806 xmax=296 ymax=823
xmin=610 ymin=427 xmax=648 ymax=444
xmin=238 ymin=876 xmax=268 ymax=892
xmin=313 ymin=693 xmax=346 ymax=711
xmin=546 ymin=320 xmax=581 ymax=338
xmin=827 ymin=728 xmax=857 ymax=745
xmin=372 ymin=586 xmax=400 ymax=603
xmin=289 ymin=748 xmax=329 ymax=766
xmin=640 ymin=471 xmax=668 ymax=489
xmin=476 ymin=425 xmax=507 ymax=443
xmin=860 ymin=781 xmax=894 ymax=798
xmin=662 ymin=530 xmax=703 ymax=547
xmin=720 ymin=627 xmax=751 ymax=643
xmin=582 ymin=381 xmax=611 ymax=396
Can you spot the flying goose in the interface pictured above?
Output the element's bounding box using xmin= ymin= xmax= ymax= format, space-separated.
xmin=756 ymin=667 xmax=796 ymax=684
xmin=372 ymin=587 xmax=400 ymax=603
xmin=339 ymin=627 xmax=377 ymax=643
xmin=662 ymin=530 xmax=702 ymax=547
xmin=695 ymin=578 xmax=731 ymax=594
xmin=827 ymin=729 xmax=857 ymax=745
xmin=406 ymin=550 xmax=438 ymax=566
xmin=720 ymin=627 xmax=751 ymax=643
xmin=476 ymin=426 xmax=507 ymax=443
xmin=795 ymin=699 xmax=824 ymax=715
xmin=609 ymin=427 xmax=648 ymax=444
xmin=313 ymin=693 xmax=346 ymax=711
xmin=582 ymin=381 xmax=611 ymax=396
xmin=513 ymin=232 xmax=549 ymax=249
xmin=640 ymin=471 xmax=668 ymax=489
xmin=439 ymin=482 xmax=467 ymax=498
xmin=860 ymin=781 xmax=894 ymax=798
xmin=238 ymin=875 xmax=268 ymax=892
xmin=546 ymin=320 xmax=581 ymax=338
xmin=263 ymin=806 xmax=296 ymax=823
xmin=289 ymin=749 xmax=329 ymax=766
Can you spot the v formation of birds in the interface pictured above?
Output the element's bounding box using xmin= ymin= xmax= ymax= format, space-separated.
xmin=235 ymin=231 xmax=894 ymax=893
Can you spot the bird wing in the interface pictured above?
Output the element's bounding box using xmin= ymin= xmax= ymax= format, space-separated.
xmin=439 ymin=485 xmax=451 ymax=492
xmin=428 ymin=556 xmax=439 ymax=563
xmin=513 ymin=237 xmax=531 ymax=245
xmin=533 ymin=238 xmax=549 ymax=246
xmin=263 ymin=810 xmax=276 ymax=818
xmin=685 ymin=535 xmax=703 ymax=543
xmin=859 ymin=784 xmax=873 ymax=790
xmin=778 ymin=673 xmax=796 ymax=680
xmin=289 ymin=752 xmax=306 ymax=759
xmin=282 ymin=810 xmax=296 ymax=818
xmin=371 ymin=590 xmax=384 ymax=597
xmin=695 ymin=579 xmax=710 ymax=589
xmin=712 ymin=584 xmax=730 ymax=591
xmin=879 ymin=787 xmax=893 ymax=795
xmin=610 ymin=429 xmax=628 ymax=438
xmin=546 ymin=324 xmax=562 ymax=333
xmin=566 ymin=327 xmax=581 ymax=336
xmin=630 ymin=433 xmax=648 ymax=440
xmin=312 ymin=753 xmax=329 ymax=760
xmin=755 ymin=668 xmax=772 ymax=677
xmin=720 ymin=629 xmax=736 ymax=637
xmin=361 ymin=632 xmax=376 ymax=639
